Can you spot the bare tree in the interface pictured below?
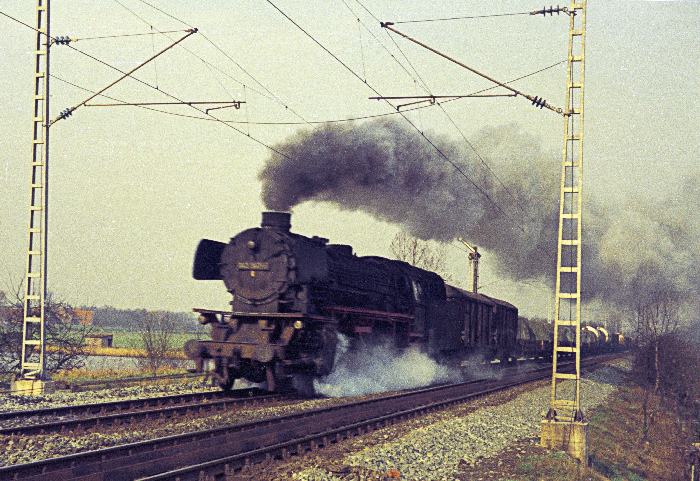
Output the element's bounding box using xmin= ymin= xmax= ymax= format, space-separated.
xmin=0 ymin=278 xmax=91 ymax=377
xmin=634 ymin=289 xmax=681 ymax=393
xmin=138 ymin=311 xmax=178 ymax=375
xmin=631 ymin=287 xmax=683 ymax=440
xmin=390 ymin=231 xmax=452 ymax=281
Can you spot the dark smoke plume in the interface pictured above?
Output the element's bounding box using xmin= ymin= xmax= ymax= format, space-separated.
xmin=259 ymin=119 xmax=699 ymax=311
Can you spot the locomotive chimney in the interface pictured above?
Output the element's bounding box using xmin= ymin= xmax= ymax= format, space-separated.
xmin=261 ymin=211 xmax=291 ymax=233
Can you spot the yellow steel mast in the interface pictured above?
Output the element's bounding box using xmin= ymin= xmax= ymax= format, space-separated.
xmin=20 ymin=0 xmax=51 ymax=382
xmin=548 ymin=0 xmax=587 ymax=423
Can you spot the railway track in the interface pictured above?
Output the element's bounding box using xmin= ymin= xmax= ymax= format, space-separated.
xmin=0 ymin=353 xmax=623 ymax=481
xmin=63 ymin=372 xmax=205 ymax=392
xmin=0 ymin=388 xmax=283 ymax=436
xmin=0 ymin=372 xmax=206 ymax=396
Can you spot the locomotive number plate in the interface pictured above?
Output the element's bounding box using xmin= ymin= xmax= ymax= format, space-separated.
xmin=237 ymin=262 xmax=270 ymax=271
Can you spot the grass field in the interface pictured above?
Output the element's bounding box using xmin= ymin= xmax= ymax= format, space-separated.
xmin=91 ymin=328 xmax=202 ymax=350
xmin=52 ymin=365 xmax=192 ymax=383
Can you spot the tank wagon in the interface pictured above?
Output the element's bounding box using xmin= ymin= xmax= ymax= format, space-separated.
xmin=186 ymin=212 xmax=617 ymax=392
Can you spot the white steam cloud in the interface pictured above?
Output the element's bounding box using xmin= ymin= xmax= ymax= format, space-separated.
xmin=313 ymin=335 xmax=460 ymax=397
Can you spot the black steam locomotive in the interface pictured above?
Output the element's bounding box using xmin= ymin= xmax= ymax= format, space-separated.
xmin=186 ymin=211 xmax=520 ymax=391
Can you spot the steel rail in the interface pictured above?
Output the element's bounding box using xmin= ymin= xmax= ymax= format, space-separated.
xmin=64 ymin=371 xmax=205 ymax=392
xmin=140 ymin=378 xmax=537 ymax=481
xmin=0 ymin=371 xmax=205 ymax=396
xmin=138 ymin=358 xmax=619 ymax=481
xmin=0 ymin=388 xmax=265 ymax=425
xmin=0 ymin=390 xmax=284 ymax=436
xmin=141 ymin=355 xmax=623 ymax=481
xmin=0 ymin=354 xmax=623 ymax=481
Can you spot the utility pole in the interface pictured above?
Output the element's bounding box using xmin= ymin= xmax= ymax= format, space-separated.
xmin=540 ymin=0 xmax=588 ymax=463
xmin=457 ymin=238 xmax=481 ymax=293
xmin=14 ymin=0 xmax=54 ymax=395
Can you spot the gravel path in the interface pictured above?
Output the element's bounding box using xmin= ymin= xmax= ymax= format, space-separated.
xmin=290 ymin=360 xmax=630 ymax=481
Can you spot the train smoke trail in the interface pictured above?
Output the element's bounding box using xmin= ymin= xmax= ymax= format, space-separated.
xmin=259 ymin=119 xmax=699 ymax=311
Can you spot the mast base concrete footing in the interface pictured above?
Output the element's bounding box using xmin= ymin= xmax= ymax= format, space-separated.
xmin=11 ymin=379 xmax=56 ymax=396
xmin=540 ymin=419 xmax=589 ymax=463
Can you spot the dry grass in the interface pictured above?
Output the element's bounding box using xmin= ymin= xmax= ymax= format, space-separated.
xmin=510 ymin=388 xmax=693 ymax=481
xmin=52 ymin=365 xmax=189 ymax=382
xmin=588 ymin=385 xmax=693 ymax=481
xmin=471 ymin=383 xmax=696 ymax=481
xmin=512 ymin=449 xmax=609 ymax=481
xmin=45 ymin=344 xmax=186 ymax=359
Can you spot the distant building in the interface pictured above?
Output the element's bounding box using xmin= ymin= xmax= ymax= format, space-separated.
xmin=73 ymin=308 xmax=94 ymax=326
xmin=84 ymin=333 xmax=113 ymax=347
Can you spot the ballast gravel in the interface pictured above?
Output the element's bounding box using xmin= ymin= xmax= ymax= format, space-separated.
xmin=291 ymin=360 xmax=630 ymax=481
xmin=0 ymin=380 xmax=217 ymax=413
xmin=0 ymin=392 xmax=395 ymax=467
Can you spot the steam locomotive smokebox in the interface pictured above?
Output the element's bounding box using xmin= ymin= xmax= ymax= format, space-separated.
xmin=262 ymin=211 xmax=291 ymax=232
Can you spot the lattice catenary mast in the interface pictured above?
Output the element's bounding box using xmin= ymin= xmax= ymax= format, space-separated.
xmin=539 ymin=1 xmax=589 ymax=462
xmin=547 ymin=0 xmax=587 ymax=425
xmin=19 ymin=0 xmax=51 ymax=384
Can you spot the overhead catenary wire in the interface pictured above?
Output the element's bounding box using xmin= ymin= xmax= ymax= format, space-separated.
xmin=0 ymin=7 xmax=297 ymax=162
xmin=2 ymin=2 xmax=564 ymax=130
xmin=199 ymin=31 xmax=313 ymax=127
xmin=393 ymin=6 xmax=574 ymax=25
xmin=132 ymin=0 xmax=193 ymax=28
xmin=264 ymin=0 xmax=525 ymax=233
xmin=373 ymin=14 xmax=529 ymax=217
xmin=346 ymin=1 xmax=367 ymax=81
xmin=50 ymin=73 xmax=211 ymax=121
xmin=382 ymin=22 xmax=564 ymax=115
xmin=84 ymin=101 xmax=243 ymax=107
xmin=393 ymin=11 xmax=533 ymax=25
xmin=370 ymin=94 xmax=517 ymax=100
xmin=50 ymin=60 xmax=564 ymax=128
xmin=2 ymin=2 xmax=562 ymax=237
xmin=52 ymin=29 xmax=189 ymax=43
xmin=150 ymin=25 xmax=160 ymax=89
xmin=343 ymin=1 xmax=564 ymax=227
xmin=200 ymin=56 xmax=237 ymax=102
xmin=112 ymin=0 xmax=278 ymax=104
xmin=50 ymin=28 xmax=199 ymax=125
xmin=0 ymin=9 xmax=179 ymax=107
xmin=343 ymin=0 xmax=430 ymax=88
xmin=1 ymin=5 xmax=563 ymax=130
xmin=129 ymin=0 xmax=313 ymax=127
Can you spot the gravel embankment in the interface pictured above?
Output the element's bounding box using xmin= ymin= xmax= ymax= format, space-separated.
xmin=0 ymin=380 xmax=217 ymax=413
xmin=290 ymin=360 xmax=630 ymax=481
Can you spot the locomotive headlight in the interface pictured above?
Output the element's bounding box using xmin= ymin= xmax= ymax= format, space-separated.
xmin=293 ymin=320 xmax=304 ymax=330
xmin=246 ymin=240 xmax=256 ymax=250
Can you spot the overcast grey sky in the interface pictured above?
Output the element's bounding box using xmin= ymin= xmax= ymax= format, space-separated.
xmin=1 ymin=1 xmax=698 ymax=320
